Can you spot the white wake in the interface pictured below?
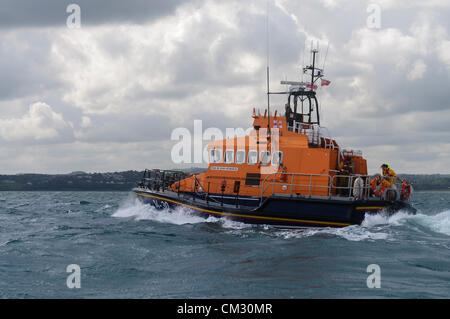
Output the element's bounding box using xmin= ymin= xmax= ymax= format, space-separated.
xmin=113 ymin=195 xmax=450 ymax=239
xmin=112 ymin=196 xmax=250 ymax=229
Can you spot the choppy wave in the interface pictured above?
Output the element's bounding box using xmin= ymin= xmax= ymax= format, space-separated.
xmin=113 ymin=197 xmax=204 ymax=225
xmin=112 ymin=196 xmax=450 ymax=240
xmin=412 ymin=210 xmax=450 ymax=236
xmin=272 ymin=226 xmax=389 ymax=242
xmin=112 ymin=196 xmax=251 ymax=230
xmin=361 ymin=209 xmax=450 ymax=236
xmin=269 ymin=210 xmax=450 ymax=241
xmin=2 ymin=190 xmax=449 ymax=298
xmin=94 ymin=204 xmax=112 ymax=213
xmin=111 ymin=197 xmax=386 ymax=241
xmin=361 ymin=210 xmax=412 ymax=227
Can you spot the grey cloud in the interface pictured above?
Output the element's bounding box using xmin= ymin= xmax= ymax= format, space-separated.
xmin=163 ymin=2 xmax=305 ymax=88
xmin=74 ymin=113 xmax=173 ymax=143
xmin=0 ymin=30 xmax=64 ymax=101
xmin=0 ymin=102 xmax=74 ymax=145
xmin=0 ymin=0 xmax=189 ymax=28
xmin=0 ymin=141 xmax=172 ymax=174
xmin=1 ymin=0 xmax=450 ymax=174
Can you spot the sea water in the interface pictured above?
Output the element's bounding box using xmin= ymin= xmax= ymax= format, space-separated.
xmin=0 ymin=191 xmax=448 ymax=298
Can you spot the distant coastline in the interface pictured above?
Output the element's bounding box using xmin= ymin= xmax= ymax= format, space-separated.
xmin=0 ymin=170 xmax=449 ymax=191
xmin=0 ymin=168 xmax=205 ymax=192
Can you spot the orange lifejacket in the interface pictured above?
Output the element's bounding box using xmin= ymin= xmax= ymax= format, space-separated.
xmin=382 ymin=168 xmax=397 ymax=186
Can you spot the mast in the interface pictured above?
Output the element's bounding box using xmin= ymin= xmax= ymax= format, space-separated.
xmin=311 ymin=49 xmax=317 ymax=87
xmin=270 ymin=44 xmax=329 ymax=129
xmin=267 ymin=66 xmax=270 ymax=134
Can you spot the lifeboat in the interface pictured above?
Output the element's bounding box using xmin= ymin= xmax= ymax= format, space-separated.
xmin=133 ymin=49 xmax=416 ymax=228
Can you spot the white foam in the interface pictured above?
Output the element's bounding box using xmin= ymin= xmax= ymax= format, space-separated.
xmin=219 ymin=217 xmax=253 ymax=230
xmin=361 ymin=209 xmax=450 ymax=237
xmin=113 ymin=195 xmax=450 ymax=238
xmin=112 ymin=196 xmax=250 ymax=229
xmin=112 ymin=197 xmax=388 ymax=240
xmin=361 ymin=210 xmax=411 ymax=227
xmin=274 ymin=225 xmax=388 ymax=242
xmin=94 ymin=204 xmax=112 ymax=213
xmin=112 ymin=197 xmax=206 ymax=225
xmin=412 ymin=210 xmax=450 ymax=236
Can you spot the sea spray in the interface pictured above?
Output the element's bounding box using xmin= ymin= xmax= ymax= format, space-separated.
xmin=112 ymin=195 xmax=251 ymax=228
xmin=113 ymin=196 xmax=206 ymax=225
xmin=272 ymin=225 xmax=389 ymax=242
xmin=411 ymin=210 xmax=450 ymax=236
xmin=113 ymin=194 xmax=450 ymax=240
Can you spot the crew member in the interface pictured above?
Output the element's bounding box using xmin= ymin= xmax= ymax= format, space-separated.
xmin=337 ymin=157 xmax=352 ymax=196
xmin=285 ymin=103 xmax=293 ymax=128
xmin=381 ymin=164 xmax=397 ymax=188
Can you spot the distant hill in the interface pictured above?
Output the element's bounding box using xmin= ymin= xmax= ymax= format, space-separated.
xmin=0 ymin=168 xmax=206 ymax=191
xmin=0 ymin=170 xmax=448 ymax=191
xmin=399 ymin=174 xmax=450 ymax=191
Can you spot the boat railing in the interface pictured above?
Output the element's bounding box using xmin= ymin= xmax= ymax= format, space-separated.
xmin=137 ymin=170 xmax=244 ymax=207
xmin=260 ymin=172 xmax=332 ymax=204
xmin=259 ymin=172 xmax=404 ymax=205
xmin=301 ymin=128 xmax=321 ymax=145
xmin=287 ymin=123 xmax=335 ymax=149
xmin=137 ymin=169 xmax=187 ymax=193
xmin=137 ymin=169 xmax=409 ymax=208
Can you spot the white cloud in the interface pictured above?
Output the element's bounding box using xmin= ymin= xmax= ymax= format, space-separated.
xmin=49 ymin=0 xmax=301 ymax=126
xmin=0 ymin=102 xmax=70 ymax=141
xmin=80 ymin=116 xmax=92 ymax=128
xmin=1 ymin=0 xmax=450 ymax=174
xmin=347 ymin=28 xmax=418 ymax=62
xmin=407 ymin=59 xmax=427 ymax=81
xmin=376 ymin=0 xmax=450 ymax=10
xmin=437 ymin=40 xmax=450 ymax=68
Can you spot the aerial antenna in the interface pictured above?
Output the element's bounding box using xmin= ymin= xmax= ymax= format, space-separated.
xmin=311 ymin=47 xmax=317 ymax=87
xmin=266 ymin=0 xmax=271 ymax=135
xmin=322 ymin=42 xmax=330 ymax=72
xmin=301 ymin=38 xmax=306 ymax=82
xmin=317 ymin=43 xmax=320 ymax=70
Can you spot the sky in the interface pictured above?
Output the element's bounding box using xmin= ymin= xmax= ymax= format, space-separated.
xmin=1 ymin=0 xmax=450 ymax=174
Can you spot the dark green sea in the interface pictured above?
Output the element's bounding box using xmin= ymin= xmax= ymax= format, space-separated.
xmin=0 ymin=191 xmax=448 ymax=298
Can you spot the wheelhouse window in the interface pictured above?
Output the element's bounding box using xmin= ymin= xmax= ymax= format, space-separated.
xmin=210 ymin=148 xmax=222 ymax=164
xmin=247 ymin=150 xmax=258 ymax=165
xmin=236 ymin=150 xmax=246 ymax=164
xmin=260 ymin=151 xmax=271 ymax=165
xmin=272 ymin=151 xmax=283 ymax=166
xmin=224 ymin=150 xmax=234 ymax=164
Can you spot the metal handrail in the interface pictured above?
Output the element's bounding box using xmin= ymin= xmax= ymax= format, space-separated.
xmin=259 ymin=172 xmax=402 ymax=204
xmin=137 ymin=169 xmax=410 ymax=207
xmin=286 ymin=124 xmax=336 ymax=150
xmin=260 ymin=172 xmax=333 ymax=204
